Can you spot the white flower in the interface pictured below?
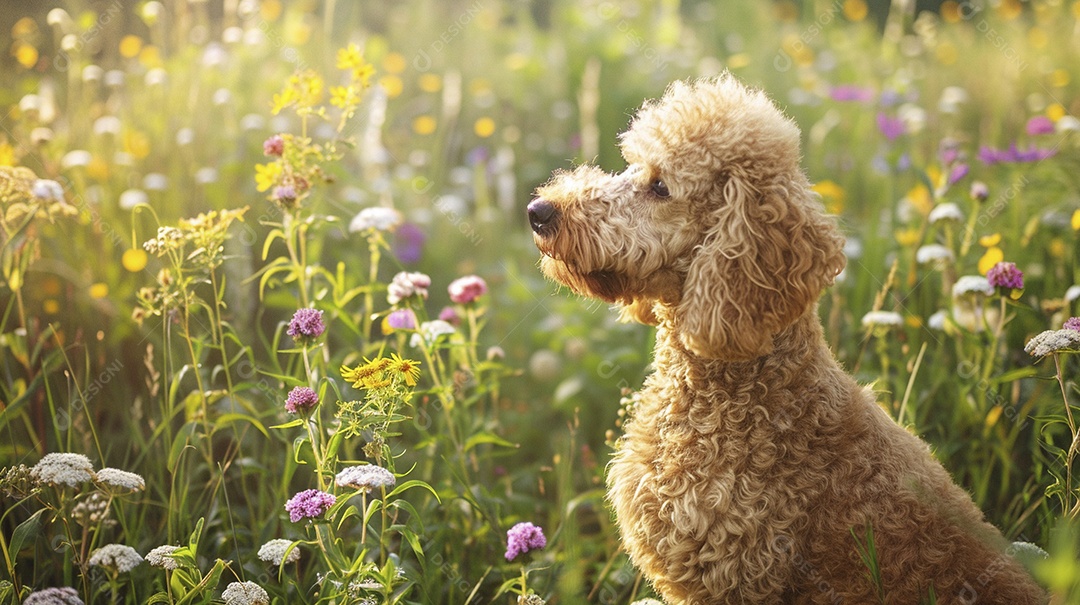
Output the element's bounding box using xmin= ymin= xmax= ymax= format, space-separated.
xmin=81 ymin=65 xmax=103 ymax=83
xmin=221 ymin=581 xmax=269 ymax=605
xmin=23 ymin=587 xmax=84 ymax=605
xmin=175 ymin=128 xmax=195 ymax=146
xmin=953 ymin=275 xmax=994 ymax=297
xmin=195 ymin=167 xmax=219 ymax=184
xmin=143 ymin=173 xmax=168 ymax=191
xmin=104 ymin=70 xmax=125 ymax=87
xmin=410 ymin=320 xmax=456 ymax=348
xmin=928 ymin=202 xmax=964 ymax=224
xmin=93 ymin=116 xmax=122 ymax=136
xmin=223 ymin=26 xmax=244 ymax=44
xmin=119 ymin=189 xmax=148 ymax=210
xmin=1056 ymin=116 xmax=1080 ymax=132
xmin=240 ymin=114 xmax=266 ymax=131
xmin=32 ymin=180 xmax=64 ymax=201
xmin=46 ymin=8 xmax=73 ymax=27
xmin=88 ymin=544 xmax=143 ymax=573
xmin=146 ymin=545 xmax=181 ymax=570
xmin=72 ymin=493 xmax=109 ymax=525
xmin=350 ymin=207 xmax=403 ymax=233
xmin=145 ymin=68 xmax=168 ymax=87
xmin=95 ymin=468 xmax=145 ymax=492
xmin=335 ymin=465 xmax=396 ymax=493
xmin=928 ymin=310 xmax=949 ymax=331
xmin=938 ymin=86 xmax=969 ymax=114
xmin=387 ymin=271 xmax=431 ymax=305
xmin=898 ymin=103 xmax=927 ymax=134
xmin=19 ymin=95 xmax=41 ymax=113
xmin=257 ymin=539 xmax=301 ymax=565
xmin=1024 ymin=329 xmax=1080 ymax=358
xmin=915 ymin=244 xmax=954 ymax=265
xmin=202 ymin=43 xmax=227 ymax=67
xmin=60 ymin=150 xmax=92 ymax=169
xmin=861 ymin=311 xmax=904 ymax=329
xmin=1067 ymin=285 xmax=1080 ymax=303
xmin=213 ymin=88 xmax=232 ymax=106
xmin=630 ymin=600 xmax=665 ymax=605
xmin=31 ymin=453 xmax=94 ymax=487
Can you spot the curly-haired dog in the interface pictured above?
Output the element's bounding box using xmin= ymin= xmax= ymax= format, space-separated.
xmin=527 ymin=75 xmax=1045 ymax=604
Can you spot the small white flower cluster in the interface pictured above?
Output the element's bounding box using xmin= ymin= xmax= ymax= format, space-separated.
xmin=88 ymin=544 xmax=143 ymax=573
xmin=31 ymin=179 xmax=64 ymax=201
xmin=72 ymin=493 xmax=110 ymax=525
xmin=96 ymin=468 xmax=146 ymax=492
xmin=257 ymin=539 xmax=301 ymax=565
xmin=30 ymin=453 xmax=94 ymax=488
xmin=860 ymin=311 xmax=904 ymax=329
xmin=221 ymin=581 xmax=270 ymax=605
xmin=335 ymin=465 xmax=396 ymax=493
xmin=22 ymin=587 xmax=84 ymax=605
xmin=1024 ymin=329 xmax=1080 ymax=358
xmin=928 ymin=202 xmax=964 ymax=224
xmin=349 ymin=206 xmax=403 ymax=233
xmin=915 ymin=244 xmax=954 ymax=265
xmin=145 ymin=545 xmax=181 ymax=570
xmin=410 ymin=320 xmax=456 ymax=348
xmin=387 ymin=271 xmax=431 ymax=305
xmin=952 ymin=275 xmax=994 ymax=297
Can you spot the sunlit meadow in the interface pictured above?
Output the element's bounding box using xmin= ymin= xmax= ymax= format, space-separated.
xmin=2 ymin=0 xmax=1080 ymax=603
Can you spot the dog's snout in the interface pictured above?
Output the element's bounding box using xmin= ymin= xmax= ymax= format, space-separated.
xmin=527 ymin=198 xmax=558 ymax=235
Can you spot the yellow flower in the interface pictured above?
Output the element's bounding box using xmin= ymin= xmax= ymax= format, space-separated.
xmin=419 ymin=73 xmax=441 ymax=93
xmin=379 ymin=75 xmax=403 ymax=98
xmin=843 ymin=0 xmax=868 ymax=22
xmin=979 ymin=233 xmax=1002 ymax=247
xmin=1048 ymin=102 xmax=1067 ymax=121
xmin=389 ymin=354 xmax=421 ymax=387
xmin=119 ymin=35 xmax=142 ymax=59
xmin=330 ymin=85 xmax=358 ymax=109
xmin=13 ymin=42 xmax=38 ymax=69
xmin=88 ymin=283 xmax=108 ymax=299
xmin=254 ymin=162 xmax=282 ymax=192
xmin=0 ymin=142 xmax=15 ymax=166
xmin=1050 ymin=238 xmax=1067 ymax=259
xmin=122 ymin=249 xmax=148 ymax=272
xmin=124 ymin=131 xmax=151 ymax=160
xmin=474 ymin=117 xmax=495 ymax=138
xmin=905 ymin=184 xmax=933 ymax=216
xmin=727 ymin=53 xmax=751 ymax=69
xmin=812 ymin=180 xmax=845 ymax=214
xmin=336 ymin=43 xmax=364 ymax=70
xmin=382 ymin=52 xmax=406 ymax=74
xmin=978 ymin=246 xmax=1004 ymax=275
xmin=413 ymin=116 xmax=437 ymax=135
xmin=895 ymin=228 xmax=920 ymax=247
xmin=341 ymin=357 xmax=393 ymax=390
xmin=1071 ymin=209 xmax=1080 ymax=231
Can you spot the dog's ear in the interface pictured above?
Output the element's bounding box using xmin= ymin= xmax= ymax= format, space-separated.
xmin=675 ymin=173 xmax=846 ymax=361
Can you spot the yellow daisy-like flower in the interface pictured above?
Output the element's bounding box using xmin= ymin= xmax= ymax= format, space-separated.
xmin=979 ymin=233 xmax=1002 ymax=247
xmin=336 ymin=43 xmax=364 ymax=71
xmin=254 ymin=162 xmax=282 ymax=192
xmin=978 ymin=246 xmax=1004 ymax=275
xmin=330 ymin=85 xmax=359 ymax=109
xmin=389 ymin=354 xmax=421 ymax=387
xmin=341 ymin=357 xmax=393 ymax=390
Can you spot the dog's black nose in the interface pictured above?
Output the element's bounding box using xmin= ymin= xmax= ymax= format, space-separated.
xmin=527 ymin=198 xmax=558 ymax=235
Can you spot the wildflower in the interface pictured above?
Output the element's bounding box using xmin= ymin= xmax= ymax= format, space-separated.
xmin=928 ymin=203 xmax=964 ymax=224
xmin=953 ymin=275 xmax=994 ymax=297
xmin=61 ymin=150 xmax=92 ymax=169
xmin=32 ymin=179 xmax=64 ymax=201
xmin=860 ymin=311 xmax=904 ymax=329
xmin=31 ymin=453 xmax=94 ymax=488
xmin=254 ymin=162 xmax=282 ymax=192
xmin=1066 ymin=286 xmax=1080 ymax=303
xmin=1026 ymin=116 xmax=1055 ymax=136
xmin=487 ymin=346 xmax=506 ymax=361
xmin=410 ymin=320 xmax=456 ymax=348
xmin=978 ymin=143 xmax=1056 ymax=165
xmin=928 ymin=310 xmax=949 ymax=331
xmin=341 ymin=357 xmax=393 ymax=390
xmin=23 ymin=587 xmax=84 ymax=605
xmin=263 ymin=134 xmax=284 ymax=156
xmin=95 ymin=468 xmax=145 ymax=492
xmin=0 ymin=464 xmax=37 ymax=498
xmin=915 ymin=244 xmax=954 ymax=265
xmin=829 ymin=85 xmax=874 ymax=103
xmin=88 ymin=544 xmax=143 ymax=573
xmin=195 ymin=167 xmax=218 ymax=184
xmin=221 ymin=581 xmax=270 ymax=605
xmin=335 ymin=464 xmax=396 ymax=493
xmin=273 ymin=185 xmax=296 ymax=204
xmin=1025 ymin=329 xmax=1080 ymax=358
xmin=387 ymin=271 xmax=431 ymax=305
xmin=946 ymin=163 xmax=968 ymax=186
xmin=146 ymin=545 xmax=181 ymax=570
xmin=287 ymin=308 xmax=325 ymax=342
xmin=285 ymin=386 xmax=319 ymax=415
xmin=258 ymin=539 xmax=301 ymax=565
xmin=986 ymin=261 xmax=1024 ymax=291
xmin=438 ymin=306 xmax=461 ymax=325
xmin=970 ymin=181 xmax=989 ymax=202
xmin=349 ymin=206 xmax=403 ymax=233
xmin=505 ymin=522 xmax=547 ymax=561
xmin=285 ymin=489 xmax=335 ymax=522
xmin=119 ymin=188 xmax=148 ymax=210
xmin=448 ymin=275 xmax=488 ymax=304
xmin=143 ymin=173 xmax=169 ymax=191
xmin=1057 ymin=116 xmax=1080 ymax=132
xmin=1065 ymin=317 xmax=1080 ymax=332
xmin=72 ymin=493 xmax=110 ymax=525
xmin=389 ymin=353 xmax=421 ymax=386
xmin=393 ymin=223 xmax=426 ymax=263
xmin=386 ymin=309 xmax=417 ymax=330
xmin=876 ymin=113 xmax=905 ymax=141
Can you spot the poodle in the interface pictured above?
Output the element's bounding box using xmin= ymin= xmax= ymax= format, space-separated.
xmin=527 ymin=75 xmax=1046 ymax=604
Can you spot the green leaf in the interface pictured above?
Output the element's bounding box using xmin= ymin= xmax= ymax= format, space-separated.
xmin=387 ymin=479 xmax=440 ymax=501
xmin=463 ymin=431 xmax=518 ymax=452
xmin=269 ymin=418 xmax=306 ymax=430
xmin=188 ymin=517 xmax=205 ymax=551
xmin=146 ymin=593 xmax=172 ymax=604
xmin=214 ymin=413 xmax=269 ymax=439
xmin=995 ymin=367 xmax=1041 ymax=384
xmin=10 ymin=508 xmax=46 ymax=557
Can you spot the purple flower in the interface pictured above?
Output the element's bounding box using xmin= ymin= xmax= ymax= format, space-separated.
xmin=386 ymin=309 xmax=417 ymax=330
xmin=986 ymin=262 xmax=1024 ymax=291
xmin=448 ymin=275 xmax=487 ymax=304
xmin=1065 ymin=317 xmax=1080 ymax=332
xmin=829 ymin=85 xmax=875 ymax=103
xmin=285 ymin=489 xmax=335 ymax=522
xmin=979 ymin=143 xmax=1056 ymax=165
xmin=876 ymin=113 xmax=905 ymax=141
xmin=1026 ymin=116 xmax=1055 ymax=136
xmin=438 ymin=306 xmax=461 ymax=326
xmin=947 ymin=163 xmax=969 ymax=186
xmin=938 ymin=139 xmax=960 ymax=165
xmin=285 ymin=386 xmax=319 ymax=414
xmin=970 ymin=181 xmax=989 ymax=202
xmin=273 ymin=185 xmax=296 ymax=203
xmin=263 ymin=134 xmax=284 ymax=156
xmin=505 ymin=522 xmax=546 ymax=561
xmin=393 ymin=223 xmax=426 ymax=264
xmin=287 ymin=308 xmax=325 ymax=341
xmin=387 ymin=272 xmax=431 ymax=305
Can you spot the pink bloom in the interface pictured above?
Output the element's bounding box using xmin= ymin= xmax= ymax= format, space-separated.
xmin=986 ymin=261 xmax=1024 ymax=291
xmin=448 ymin=275 xmax=487 ymax=304
xmin=387 ymin=272 xmax=431 ymax=305
xmin=285 ymin=489 xmax=335 ymax=522
xmin=287 ymin=308 xmax=325 ymax=341
xmin=438 ymin=306 xmax=461 ymax=325
xmin=1065 ymin=317 xmax=1080 ymax=332
xmin=263 ymin=134 xmax=284 ymax=156
xmin=285 ymin=386 xmax=319 ymax=414
xmin=387 ymin=309 xmax=417 ymax=330
xmin=1026 ymin=116 xmax=1055 ymax=136
xmin=505 ymin=522 xmax=546 ymax=561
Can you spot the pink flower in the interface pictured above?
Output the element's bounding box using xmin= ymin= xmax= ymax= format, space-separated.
xmin=438 ymin=306 xmax=461 ymax=325
xmin=448 ymin=275 xmax=487 ymax=304
xmin=1026 ymin=116 xmax=1055 ymax=136
xmin=386 ymin=309 xmax=417 ymax=330
xmin=285 ymin=386 xmax=319 ymax=414
xmin=986 ymin=261 xmax=1023 ymax=291
xmin=505 ymin=522 xmax=546 ymax=561
xmin=263 ymin=134 xmax=284 ymax=156
xmin=285 ymin=489 xmax=335 ymax=522
xmin=1064 ymin=317 xmax=1080 ymax=332
xmin=287 ymin=308 xmax=325 ymax=342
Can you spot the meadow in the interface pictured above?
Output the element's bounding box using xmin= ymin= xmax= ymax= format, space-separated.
xmin=1 ymin=0 xmax=1080 ymax=603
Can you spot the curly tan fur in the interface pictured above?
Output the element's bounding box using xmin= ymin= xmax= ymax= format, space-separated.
xmin=529 ymin=75 xmax=1045 ymax=604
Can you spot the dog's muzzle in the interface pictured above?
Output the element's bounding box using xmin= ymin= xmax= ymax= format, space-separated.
xmin=527 ymin=198 xmax=558 ymax=236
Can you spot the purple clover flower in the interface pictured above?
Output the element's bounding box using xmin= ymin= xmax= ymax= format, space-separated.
xmin=829 ymin=85 xmax=875 ymax=103
xmin=448 ymin=275 xmax=488 ymax=304
xmin=285 ymin=489 xmax=335 ymax=522
xmin=1026 ymin=116 xmax=1055 ymax=136
xmin=1065 ymin=317 xmax=1080 ymax=332
xmin=438 ymin=306 xmax=461 ymax=326
xmin=285 ymin=386 xmax=319 ymax=415
xmin=986 ymin=261 xmax=1024 ymax=291
xmin=505 ymin=522 xmax=546 ymax=561
xmin=264 ymin=134 xmax=284 ymax=156
xmin=386 ymin=309 xmax=417 ymax=330
xmin=287 ymin=308 xmax=325 ymax=341
xmin=876 ymin=113 xmax=905 ymax=142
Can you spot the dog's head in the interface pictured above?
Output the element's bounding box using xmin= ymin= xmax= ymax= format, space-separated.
xmin=529 ymin=75 xmax=846 ymax=361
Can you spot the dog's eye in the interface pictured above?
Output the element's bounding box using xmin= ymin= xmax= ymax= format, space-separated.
xmin=650 ymin=178 xmax=670 ymax=198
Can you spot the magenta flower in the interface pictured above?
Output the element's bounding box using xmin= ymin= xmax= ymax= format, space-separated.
xmin=970 ymin=181 xmax=989 ymax=202
xmin=386 ymin=309 xmax=417 ymax=330
xmin=946 ymin=163 xmax=969 ymax=186
xmin=263 ymin=134 xmax=284 ymax=156
xmin=979 ymin=143 xmax=1056 ymax=165
xmin=876 ymin=113 xmax=905 ymax=141
xmin=438 ymin=306 xmax=461 ymax=326
xmin=448 ymin=275 xmax=487 ymax=304
xmin=273 ymin=185 xmax=296 ymax=204
xmin=829 ymin=85 xmax=875 ymax=103
xmin=505 ymin=522 xmax=546 ymax=561
xmin=1026 ymin=116 xmax=1055 ymax=136
xmin=287 ymin=308 xmax=325 ymax=342
xmin=986 ymin=261 xmax=1023 ymax=291
xmin=285 ymin=386 xmax=319 ymax=414
xmin=285 ymin=489 xmax=335 ymax=522
xmin=1065 ymin=317 xmax=1080 ymax=331
xmin=393 ymin=223 xmax=426 ymax=264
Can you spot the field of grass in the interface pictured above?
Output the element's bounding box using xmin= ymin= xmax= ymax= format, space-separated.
xmin=2 ymin=0 xmax=1080 ymax=603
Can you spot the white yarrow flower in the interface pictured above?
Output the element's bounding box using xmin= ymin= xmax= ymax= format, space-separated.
xmin=32 ymin=179 xmax=64 ymax=201
xmin=1065 ymin=285 xmax=1080 ymax=302
xmin=1025 ymin=329 xmax=1080 ymax=358
xmin=953 ymin=275 xmax=994 ymax=297
xmin=410 ymin=320 xmax=456 ymax=348
xmin=928 ymin=310 xmax=949 ymax=331
xmin=915 ymin=244 xmax=954 ymax=265
xmin=23 ymin=587 xmax=84 ymax=605
xmin=221 ymin=581 xmax=269 ymax=605
xmin=119 ymin=189 xmax=148 ymax=210
xmin=928 ymin=202 xmax=964 ymax=224
xmin=60 ymin=150 xmax=92 ymax=169
xmin=861 ymin=311 xmax=904 ymax=328
xmin=146 ymin=545 xmax=181 ymax=570
xmin=257 ymin=539 xmax=301 ymax=565
xmin=96 ymin=468 xmax=145 ymax=492
xmin=31 ymin=453 xmax=94 ymax=487
xmin=88 ymin=544 xmax=143 ymax=573
xmin=335 ymin=465 xmax=396 ymax=493
xmin=349 ymin=206 xmax=403 ymax=233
